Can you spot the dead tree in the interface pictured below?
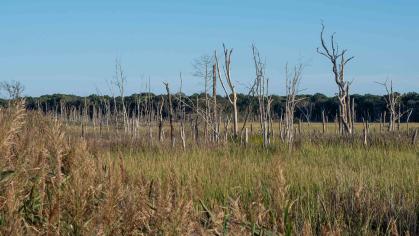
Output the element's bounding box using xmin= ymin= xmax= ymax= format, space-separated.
xmin=377 ymin=80 xmax=409 ymax=132
xmin=406 ymin=109 xmax=413 ymax=134
xmin=212 ymin=63 xmax=219 ymax=142
xmin=194 ymin=96 xmax=200 ymax=144
xmin=113 ymin=59 xmax=128 ymax=133
xmin=317 ymin=24 xmax=354 ymax=134
xmin=238 ymin=81 xmax=259 ymax=143
xmin=178 ymin=74 xmax=186 ymax=151
xmin=298 ymin=100 xmax=313 ymax=126
xmin=193 ymin=55 xmax=213 ymax=141
xmin=215 ymin=44 xmax=239 ymax=139
xmin=106 ymin=79 xmax=119 ymax=132
xmin=321 ymin=109 xmax=327 ymax=134
xmin=282 ymin=64 xmax=304 ymax=147
xmin=252 ymin=45 xmax=272 ymax=147
xmin=1 ymin=80 xmax=25 ymax=106
xmin=164 ymin=82 xmax=175 ymax=147
xmin=362 ymin=117 xmax=369 ymax=147
xmin=158 ymin=96 xmax=164 ymax=142
xmin=146 ymin=78 xmax=153 ymax=145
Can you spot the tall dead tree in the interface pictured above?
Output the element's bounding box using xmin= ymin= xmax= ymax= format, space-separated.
xmin=0 ymin=80 xmax=24 ymax=99
xmin=406 ymin=109 xmax=413 ymax=134
xmin=215 ymin=44 xmax=239 ymax=139
xmin=282 ymin=64 xmax=304 ymax=147
xmin=298 ymin=100 xmax=313 ymax=126
xmin=1 ymin=80 xmax=25 ymax=106
xmin=321 ymin=109 xmax=328 ymax=134
xmin=113 ymin=59 xmax=128 ymax=133
xmin=193 ymin=55 xmax=213 ymax=141
xmin=317 ymin=24 xmax=354 ymax=134
xmin=146 ymin=78 xmax=153 ymax=144
xmin=164 ymin=82 xmax=175 ymax=147
xmin=252 ymin=44 xmax=272 ymax=147
xmin=212 ymin=62 xmax=219 ymax=142
xmin=178 ymin=74 xmax=186 ymax=151
xmin=377 ymin=80 xmax=409 ymax=132
xmin=158 ymin=96 xmax=164 ymax=142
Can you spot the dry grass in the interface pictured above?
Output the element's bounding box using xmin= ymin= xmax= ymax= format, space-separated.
xmin=0 ymin=102 xmax=418 ymax=235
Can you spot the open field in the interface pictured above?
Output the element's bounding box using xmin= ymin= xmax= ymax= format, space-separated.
xmin=1 ymin=102 xmax=418 ymax=235
xmin=2 ymin=1 xmax=419 ymax=235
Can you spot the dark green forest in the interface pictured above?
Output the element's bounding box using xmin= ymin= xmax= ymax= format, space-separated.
xmin=5 ymin=92 xmax=418 ymax=122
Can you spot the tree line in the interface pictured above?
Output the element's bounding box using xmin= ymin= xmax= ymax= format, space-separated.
xmin=2 ymin=91 xmax=416 ymax=123
xmin=0 ymin=24 xmax=417 ymax=148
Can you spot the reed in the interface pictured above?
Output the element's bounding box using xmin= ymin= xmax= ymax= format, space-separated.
xmin=0 ymin=105 xmax=417 ymax=235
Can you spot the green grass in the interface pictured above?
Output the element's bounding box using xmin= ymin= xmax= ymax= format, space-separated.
xmin=101 ymin=137 xmax=418 ymax=234
xmin=1 ymin=107 xmax=418 ymax=234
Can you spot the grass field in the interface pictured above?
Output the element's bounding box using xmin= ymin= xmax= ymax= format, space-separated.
xmin=0 ymin=103 xmax=418 ymax=235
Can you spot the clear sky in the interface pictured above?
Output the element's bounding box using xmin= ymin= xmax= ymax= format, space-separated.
xmin=0 ymin=0 xmax=418 ymax=97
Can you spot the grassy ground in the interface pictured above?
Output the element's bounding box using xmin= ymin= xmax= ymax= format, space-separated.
xmin=110 ymin=140 xmax=418 ymax=235
xmin=1 ymin=106 xmax=418 ymax=235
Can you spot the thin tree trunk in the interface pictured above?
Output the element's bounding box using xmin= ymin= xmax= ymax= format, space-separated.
xmin=164 ymin=83 xmax=175 ymax=148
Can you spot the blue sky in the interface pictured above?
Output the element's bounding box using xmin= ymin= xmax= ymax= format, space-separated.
xmin=0 ymin=0 xmax=418 ymax=96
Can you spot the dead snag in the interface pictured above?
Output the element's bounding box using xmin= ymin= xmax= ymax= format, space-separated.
xmin=215 ymin=44 xmax=239 ymax=139
xmin=212 ymin=62 xmax=218 ymax=142
xmin=113 ymin=59 xmax=128 ymax=133
xmin=252 ymin=44 xmax=273 ymax=148
xmin=411 ymin=129 xmax=418 ymax=145
xmin=362 ymin=117 xmax=369 ymax=147
xmin=193 ymin=55 xmax=213 ymax=141
xmin=283 ymin=64 xmax=304 ymax=149
xmin=178 ymin=74 xmax=186 ymax=151
xmin=406 ymin=109 xmax=413 ymax=134
xmin=163 ymin=82 xmax=175 ymax=148
xmin=317 ymin=23 xmax=354 ymax=134
xmin=377 ymin=80 xmax=410 ymax=132
xmin=158 ymin=96 xmax=164 ymax=142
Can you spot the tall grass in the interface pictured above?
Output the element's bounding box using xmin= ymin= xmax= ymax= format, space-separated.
xmin=0 ymin=102 xmax=418 ymax=235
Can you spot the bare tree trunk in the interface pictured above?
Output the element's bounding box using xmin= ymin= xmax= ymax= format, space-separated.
xmin=164 ymin=83 xmax=175 ymax=148
xmin=318 ymin=24 xmax=354 ymax=135
xmin=252 ymin=45 xmax=272 ymax=148
xmin=245 ymin=127 xmax=249 ymax=147
xmin=205 ymin=74 xmax=209 ymax=142
xmin=268 ymin=103 xmax=273 ymax=144
xmin=334 ymin=113 xmax=338 ymax=135
xmin=362 ymin=117 xmax=369 ymax=147
xmin=397 ymin=105 xmax=401 ymax=131
xmin=158 ymin=97 xmax=164 ymax=142
xmin=378 ymin=80 xmax=410 ymax=132
xmin=193 ymin=55 xmax=212 ymax=143
xmin=180 ymin=122 xmax=186 ymax=151
xmin=212 ymin=63 xmax=218 ymax=143
xmin=298 ymin=119 xmax=302 ymax=135
xmin=224 ymin=116 xmax=231 ymax=143
xmin=114 ymin=59 xmax=128 ymax=133
xmin=232 ymin=102 xmax=238 ymax=139
xmin=406 ymin=109 xmax=413 ymax=134
xmin=363 ymin=124 xmax=368 ymax=147
xmin=279 ymin=113 xmax=284 ymax=141
xmin=379 ymin=112 xmax=383 ymax=133
xmin=215 ymin=45 xmax=238 ymax=139
xmin=383 ymin=111 xmax=387 ymax=131
xmin=352 ymin=97 xmax=355 ymax=131
xmin=284 ymin=64 xmax=304 ymax=149
xmin=179 ymin=76 xmax=186 ymax=151
xmin=195 ymin=116 xmax=199 ymax=145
